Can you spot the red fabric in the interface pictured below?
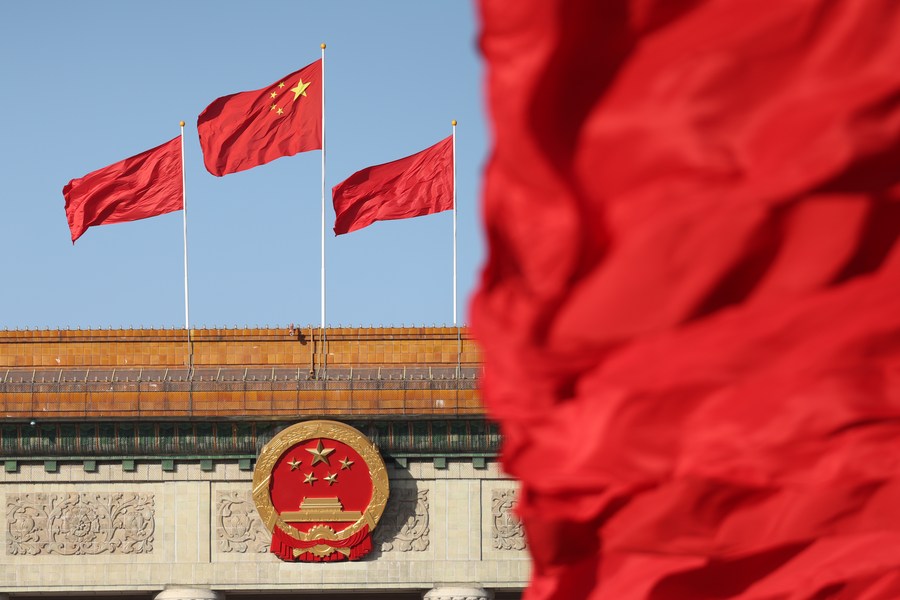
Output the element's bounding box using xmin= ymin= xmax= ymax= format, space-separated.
xmin=270 ymin=525 xmax=371 ymax=562
xmin=62 ymin=137 xmax=182 ymax=243
xmin=332 ymin=136 xmax=453 ymax=235
xmin=472 ymin=1 xmax=900 ymax=599
xmin=197 ymin=60 xmax=322 ymax=177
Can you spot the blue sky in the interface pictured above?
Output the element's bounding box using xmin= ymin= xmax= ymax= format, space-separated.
xmin=0 ymin=1 xmax=486 ymax=329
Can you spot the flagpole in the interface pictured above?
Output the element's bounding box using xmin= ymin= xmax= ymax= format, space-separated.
xmin=452 ymin=120 xmax=458 ymax=326
xmin=320 ymin=42 xmax=327 ymax=378
xmin=452 ymin=119 xmax=460 ymax=377
xmin=180 ymin=121 xmax=190 ymax=331
xmin=180 ymin=120 xmax=193 ymax=370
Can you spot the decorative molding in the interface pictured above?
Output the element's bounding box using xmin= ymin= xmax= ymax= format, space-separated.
xmin=491 ymin=488 xmax=525 ymax=551
xmin=214 ymin=491 xmax=269 ymax=553
xmin=375 ymin=487 xmax=430 ymax=552
xmin=0 ymin=419 xmax=499 ymax=459
xmin=6 ymin=492 xmax=154 ymax=555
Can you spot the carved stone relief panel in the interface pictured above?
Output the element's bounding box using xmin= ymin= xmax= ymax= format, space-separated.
xmin=491 ymin=488 xmax=525 ymax=551
xmin=6 ymin=492 xmax=154 ymax=555
xmin=374 ymin=487 xmax=430 ymax=552
xmin=214 ymin=490 xmax=270 ymax=553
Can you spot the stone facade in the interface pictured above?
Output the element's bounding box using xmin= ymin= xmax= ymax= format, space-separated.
xmin=0 ymin=459 xmax=528 ymax=595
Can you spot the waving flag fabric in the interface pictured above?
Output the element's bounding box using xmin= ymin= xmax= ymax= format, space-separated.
xmin=471 ymin=1 xmax=900 ymax=599
xmin=63 ymin=136 xmax=182 ymax=243
xmin=197 ymin=60 xmax=322 ymax=176
xmin=332 ymin=136 xmax=453 ymax=235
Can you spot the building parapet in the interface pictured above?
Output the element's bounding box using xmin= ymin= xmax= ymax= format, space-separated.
xmin=0 ymin=327 xmax=483 ymax=418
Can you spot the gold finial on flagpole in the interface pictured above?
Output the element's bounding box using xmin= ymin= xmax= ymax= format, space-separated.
xmin=321 ymin=43 xmax=326 ymax=49
xmin=179 ymin=121 xmax=185 ymax=127
xmin=451 ymin=120 xmax=457 ymax=126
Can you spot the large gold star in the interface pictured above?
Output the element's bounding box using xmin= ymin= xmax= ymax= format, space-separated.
xmin=303 ymin=471 xmax=317 ymax=485
xmin=339 ymin=457 xmax=354 ymax=470
xmin=290 ymin=79 xmax=311 ymax=100
xmin=306 ymin=440 xmax=335 ymax=466
xmin=324 ymin=473 xmax=338 ymax=486
xmin=287 ymin=458 xmax=302 ymax=471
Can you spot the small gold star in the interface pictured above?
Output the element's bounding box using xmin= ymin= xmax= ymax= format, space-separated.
xmin=287 ymin=458 xmax=302 ymax=470
xmin=324 ymin=473 xmax=338 ymax=486
xmin=270 ymin=104 xmax=277 ymax=110
xmin=306 ymin=440 xmax=335 ymax=466
xmin=276 ymin=107 xmax=284 ymax=115
xmin=290 ymin=79 xmax=311 ymax=100
xmin=278 ymin=82 xmax=285 ymax=88
xmin=270 ymin=91 xmax=278 ymax=99
xmin=339 ymin=457 xmax=354 ymax=470
xmin=303 ymin=471 xmax=317 ymax=485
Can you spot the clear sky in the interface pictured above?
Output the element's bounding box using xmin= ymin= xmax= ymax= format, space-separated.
xmin=0 ymin=1 xmax=486 ymax=330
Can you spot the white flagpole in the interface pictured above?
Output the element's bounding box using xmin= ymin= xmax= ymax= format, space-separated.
xmin=452 ymin=119 xmax=458 ymax=327
xmin=180 ymin=120 xmax=190 ymax=330
xmin=320 ymin=43 xmax=327 ymax=376
xmin=452 ymin=120 xmax=460 ymax=378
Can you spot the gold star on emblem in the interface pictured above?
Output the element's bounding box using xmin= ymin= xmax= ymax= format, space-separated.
xmin=290 ymin=79 xmax=311 ymax=100
xmin=287 ymin=458 xmax=302 ymax=471
xmin=339 ymin=457 xmax=354 ymax=470
xmin=278 ymin=82 xmax=285 ymax=88
xmin=324 ymin=473 xmax=338 ymax=486
xmin=276 ymin=107 xmax=284 ymax=115
xmin=306 ymin=440 xmax=335 ymax=466
xmin=303 ymin=471 xmax=317 ymax=485
xmin=270 ymin=91 xmax=278 ymax=99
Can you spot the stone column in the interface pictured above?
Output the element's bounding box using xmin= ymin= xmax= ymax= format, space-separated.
xmin=424 ymin=585 xmax=493 ymax=600
xmin=155 ymin=589 xmax=224 ymax=600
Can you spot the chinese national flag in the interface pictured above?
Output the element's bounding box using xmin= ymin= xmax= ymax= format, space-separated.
xmin=63 ymin=136 xmax=182 ymax=243
xmin=332 ymin=136 xmax=453 ymax=235
xmin=197 ymin=60 xmax=322 ymax=176
xmin=472 ymin=1 xmax=900 ymax=599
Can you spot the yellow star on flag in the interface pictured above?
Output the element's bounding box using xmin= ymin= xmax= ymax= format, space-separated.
xmin=303 ymin=471 xmax=317 ymax=485
xmin=290 ymin=79 xmax=311 ymax=100
xmin=276 ymin=108 xmax=284 ymax=115
xmin=278 ymin=82 xmax=285 ymax=88
xmin=306 ymin=440 xmax=335 ymax=466
xmin=270 ymin=91 xmax=278 ymax=99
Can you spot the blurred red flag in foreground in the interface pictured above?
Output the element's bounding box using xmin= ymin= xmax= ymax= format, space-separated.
xmin=472 ymin=1 xmax=900 ymax=598
xmin=197 ymin=60 xmax=322 ymax=177
xmin=332 ymin=136 xmax=453 ymax=235
xmin=63 ymin=136 xmax=182 ymax=243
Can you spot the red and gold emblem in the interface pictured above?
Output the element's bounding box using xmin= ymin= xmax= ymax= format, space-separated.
xmin=252 ymin=420 xmax=389 ymax=562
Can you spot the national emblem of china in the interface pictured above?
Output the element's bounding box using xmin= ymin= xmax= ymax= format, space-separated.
xmin=252 ymin=420 xmax=389 ymax=562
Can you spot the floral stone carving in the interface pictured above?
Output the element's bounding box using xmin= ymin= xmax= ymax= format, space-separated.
xmin=7 ymin=492 xmax=154 ymax=555
xmin=215 ymin=490 xmax=269 ymax=553
xmin=375 ymin=487 xmax=430 ymax=552
xmin=491 ymin=488 xmax=525 ymax=551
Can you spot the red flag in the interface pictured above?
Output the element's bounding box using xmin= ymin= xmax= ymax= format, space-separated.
xmin=63 ymin=136 xmax=183 ymax=243
xmin=472 ymin=1 xmax=900 ymax=599
xmin=197 ymin=60 xmax=322 ymax=176
xmin=332 ymin=136 xmax=453 ymax=235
